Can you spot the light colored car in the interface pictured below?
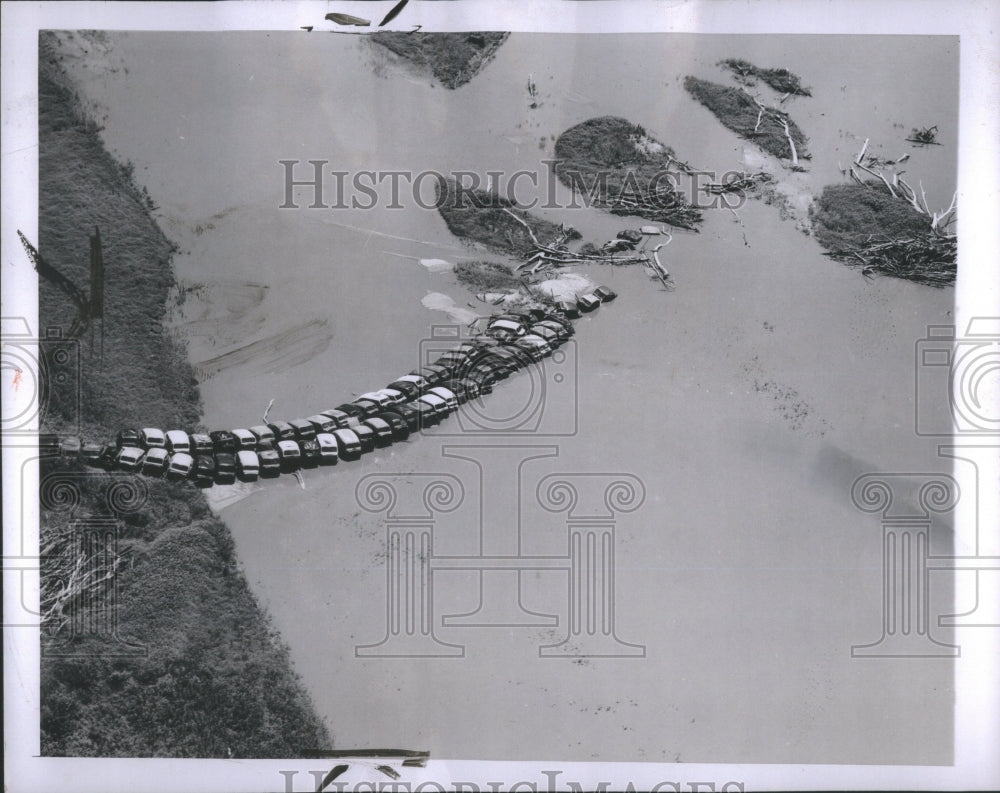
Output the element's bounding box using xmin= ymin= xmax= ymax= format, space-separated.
xmin=166 ymin=452 xmax=194 ymax=480
xmin=514 ymin=334 xmax=552 ymax=360
xmin=307 ymin=414 xmax=338 ymax=434
xmin=164 ymin=430 xmax=190 ymax=453
xmin=249 ymin=425 xmax=276 ymax=448
xmin=231 ymin=428 xmax=257 ymax=450
xmin=139 ymin=427 xmax=166 ymax=449
xmin=115 ymin=446 xmax=146 ymax=472
xmin=357 ymin=391 xmax=396 ymax=410
xmin=426 ymin=386 xmax=459 ymax=413
xmin=315 ymin=433 xmax=340 ymax=464
xmin=416 ymin=393 xmax=450 ymax=420
xmin=235 ymin=450 xmax=260 ymax=482
xmin=141 ymin=447 xmax=170 ymax=476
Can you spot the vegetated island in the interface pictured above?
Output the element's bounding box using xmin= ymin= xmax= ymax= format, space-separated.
xmin=371 ymin=31 xmax=509 ymax=89
xmin=684 ymin=76 xmax=809 ymax=164
xmin=718 ymin=58 xmax=811 ymax=96
xmin=552 ymin=116 xmax=703 ymax=231
xmin=37 ymin=34 xmax=331 ymax=756
xmin=811 ymin=182 xmax=956 ymax=287
xmin=435 ymin=177 xmax=566 ymax=258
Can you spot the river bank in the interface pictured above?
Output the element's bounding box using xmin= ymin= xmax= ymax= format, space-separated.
xmin=37 ymin=33 xmax=331 ymax=757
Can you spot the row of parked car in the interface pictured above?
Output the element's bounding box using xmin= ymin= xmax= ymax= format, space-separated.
xmin=64 ymin=295 xmax=614 ymax=487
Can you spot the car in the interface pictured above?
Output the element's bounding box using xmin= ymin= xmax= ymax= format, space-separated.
xmin=537 ymin=317 xmax=573 ymax=335
xmin=249 ymin=425 xmax=276 ymax=448
xmin=231 ymin=428 xmax=257 ymax=450
xmin=307 ymin=414 xmax=339 ymax=434
xmin=357 ymin=391 xmax=399 ymax=410
xmin=189 ymin=433 xmax=214 ymax=455
xmin=258 ymin=448 xmax=281 ymax=477
xmin=141 ymin=447 xmax=170 ymax=476
xmin=115 ymin=428 xmax=141 ymax=448
xmin=332 ymin=428 xmax=362 ymax=460
xmin=60 ymin=436 xmax=82 ymax=457
xmin=470 ymin=336 xmax=502 ymax=351
xmin=434 ymin=351 xmax=468 ymax=369
xmin=98 ymin=445 xmax=119 ymax=471
xmin=210 ymin=430 xmax=238 ymax=454
xmin=556 ymin=300 xmax=581 ymax=319
xmin=593 ymin=285 xmax=617 ymax=302
xmin=192 ymin=456 xmax=216 ymax=487
xmin=381 ymin=403 xmax=420 ymax=434
xmin=489 ymin=317 xmax=529 ymax=334
xmin=115 ymin=446 xmax=146 ymax=472
xmin=529 ymin=325 xmax=564 ymax=346
xmin=166 ymin=452 xmax=194 ymax=481
xmin=388 ymin=375 xmax=428 ymax=396
xmin=299 ymin=439 xmax=322 ymax=468
xmin=352 ymin=423 xmax=376 ymax=453
xmin=438 ymin=379 xmax=472 ymax=404
xmin=214 ymin=453 xmax=237 ymax=485
xmin=410 ymin=399 xmax=438 ymax=429
xmin=139 ymin=427 xmax=166 ymax=449
xmin=319 ymin=409 xmax=352 ymax=428
xmin=315 ymin=433 xmax=340 ymax=464
xmin=426 ymin=386 xmax=459 ymax=413
xmin=486 ymin=319 xmax=527 ymax=342
xmin=349 ymin=399 xmax=383 ymax=419
xmin=410 ymin=366 xmax=449 ymax=386
xmin=465 ymin=363 xmax=502 ymax=389
xmin=235 ymin=450 xmax=260 ymax=482
xmin=81 ymin=443 xmax=104 ymax=467
xmin=267 ymin=421 xmax=297 ymax=441
xmin=577 ymin=293 xmax=600 ymax=312
xmin=485 ymin=326 xmax=521 ymax=344
xmin=454 ymin=342 xmax=483 ymax=358
xmin=275 ymin=440 xmax=301 ymax=470
xmin=514 ymin=335 xmax=552 ymax=360
xmin=362 ymin=417 xmax=394 ymax=447
xmin=490 ymin=346 xmax=533 ymax=370
xmin=162 ymin=430 xmax=189 ymax=454
xmin=417 ymin=393 xmax=451 ymax=421
xmin=335 ymin=402 xmax=367 ymax=419
xmin=377 ymin=412 xmax=410 ymax=442
xmin=288 ymin=418 xmax=317 ymax=441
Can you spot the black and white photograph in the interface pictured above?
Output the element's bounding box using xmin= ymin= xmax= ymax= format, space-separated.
xmin=3 ymin=2 xmax=998 ymax=791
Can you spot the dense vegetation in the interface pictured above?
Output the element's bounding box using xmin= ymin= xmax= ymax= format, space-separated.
xmin=719 ymin=58 xmax=811 ymax=96
xmin=371 ymin=31 xmax=509 ymax=89
xmin=38 ymin=33 xmax=332 ymax=756
xmin=810 ymin=183 xmax=956 ymax=286
xmin=684 ymin=76 xmax=808 ymax=161
xmin=552 ymin=116 xmax=703 ymax=230
xmin=435 ymin=178 xmax=564 ymax=257
xmin=454 ymin=260 xmax=523 ymax=292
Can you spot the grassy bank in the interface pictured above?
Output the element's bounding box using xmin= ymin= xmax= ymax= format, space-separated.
xmin=38 ymin=33 xmax=332 ymax=757
xmin=810 ymin=182 xmax=956 ymax=286
xmin=684 ymin=76 xmax=808 ymax=162
xmin=371 ymin=32 xmax=509 ymax=89
xmin=552 ymin=116 xmax=703 ymax=230
xmin=719 ymin=59 xmax=811 ymax=96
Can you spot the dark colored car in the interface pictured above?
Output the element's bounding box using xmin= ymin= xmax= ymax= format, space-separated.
xmin=530 ymin=325 xmax=564 ymax=347
xmin=214 ymin=453 xmax=237 ymax=485
xmin=249 ymin=425 xmax=276 ymax=448
xmin=81 ymin=443 xmax=104 ymax=467
xmin=307 ymin=414 xmax=338 ymax=434
xmin=556 ymin=301 xmax=581 ymax=319
xmin=332 ymin=428 xmax=362 ymax=460
xmin=289 ymin=418 xmax=317 ymax=441
xmin=277 ymin=440 xmax=302 ymax=472
xmin=377 ymin=412 xmax=410 ymax=441
xmin=97 ymin=445 xmax=118 ymax=471
xmin=409 ymin=366 xmax=448 ymax=387
xmin=335 ymin=403 xmax=367 ymax=419
xmin=352 ymin=423 xmax=376 ymax=453
xmin=116 ymin=428 xmax=141 ymax=449
xmin=258 ymin=448 xmax=281 ymax=477
xmin=210 ymin=430 xmax=237 ymax=454
xmin=349 ymin=399 xmax=383 ymax=420
xmin=382 ymin=404 xmax=420 ymax=434
xmin=593 ymin=285 xmax=617 ymax=302
xmin=190 ymin=433 xmax=215 ymax=455
xmin=142 ymin=448 xmax=171 ymax=476
xmin=320 ymin=409 xmax=352 ymax=429
xmin=192 ymin=456 xmax=216 ymax=487
xmin=267 ymin=421 xmax=297 ymax=441
xmin=410 ymin=399 xmax=438 ymax=429
xmin=387 ymin=376 xmax=427 ymax=398
xmin=299 ymin=439 xmax=322 ymax=468
xmin=363 ymin=417 xmax=394 ymax=447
